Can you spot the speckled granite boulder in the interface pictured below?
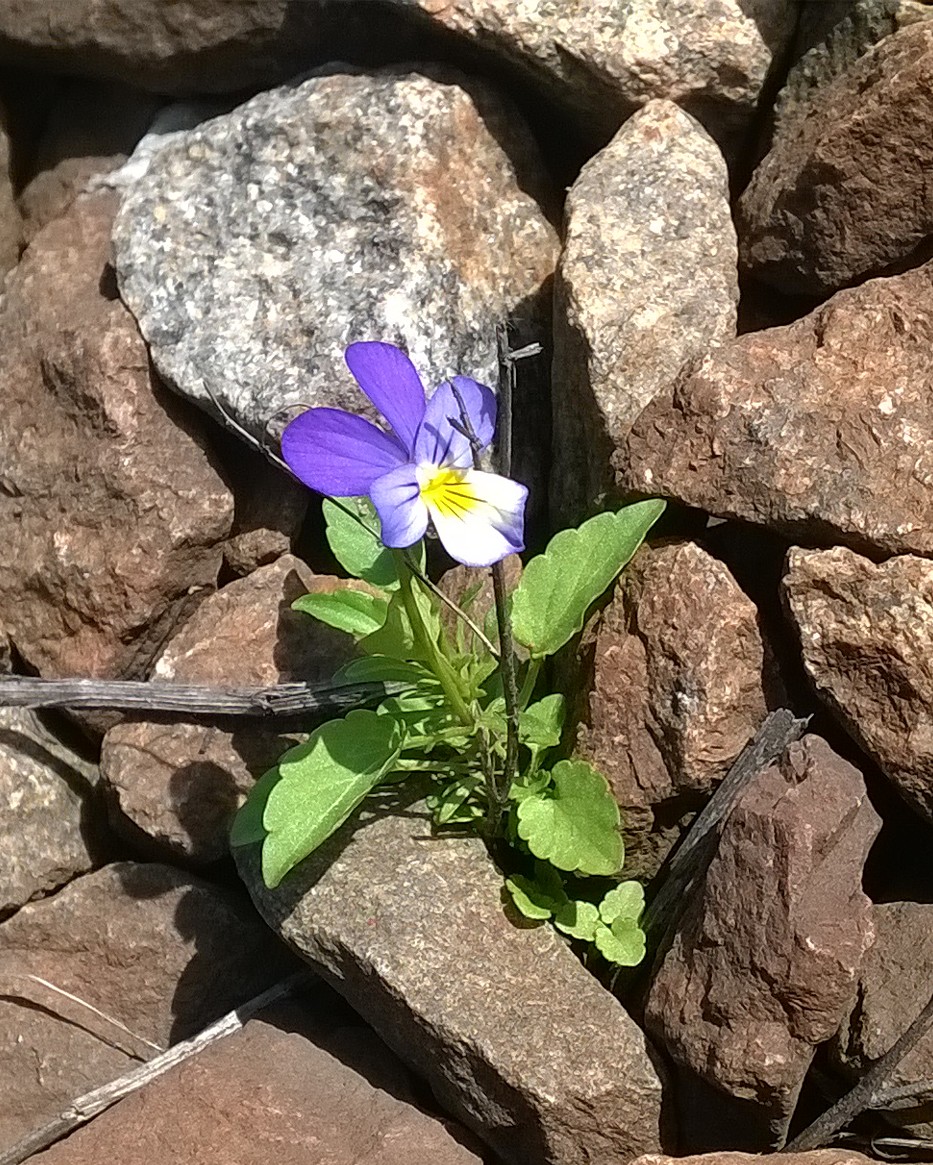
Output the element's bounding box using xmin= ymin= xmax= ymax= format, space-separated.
xmin=112 ymin=67 xmax=557 ymax=473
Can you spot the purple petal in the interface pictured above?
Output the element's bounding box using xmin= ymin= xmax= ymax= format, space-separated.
xmin=370 ymin=464 xmax=429 ymax=548
xmin=345 ymin=342 xmax=426 ymax=453
xmin=281 ymin=408 xmax=406 ymax=497
xmin=413 ymin=378 xmax=496 ymax=469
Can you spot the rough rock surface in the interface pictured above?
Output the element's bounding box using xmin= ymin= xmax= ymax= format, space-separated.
xmin=632 ymin=1154 xmax=876 ymax=1165
xmin=782 ymin=546 xmax=933 ymax=823
xmin=551 ymin=101 xmax=737 ymax=526
xmin=100 ymin=555 xmax=361 ymax=863
xmin=775 ymin=0 xmax=933 ymax=137
xmin=0 ymin=862 xmax=297 ymax=1152
xmin=219 ymin=445 xmax=308 ymax=577
xmin=0 ymin=192 xmax=233 ymax=683
xmin=238 ymin=794 xmax=668 ymax=1165
xmin=0 ymin=707 xmax=101 ymax=916
xmin=739 ymin=22 xmax=933 ymax=297
xmin=645 ymin=736 xmax=880 ymax=1148
xmin=573 ymin=541 xmax=781 ymax=881
xmin=112 ymin=68 xmax=557 ymax=458
xmin=620 ymin=261 xmax=933 ymax=558
xmin=832 ymin=901 xmax=933 ymax=1138
xmin=31 ymin=1001 xmax=482 ymax=1165
xmin=0 ymin=100 xmax=21 ymax=274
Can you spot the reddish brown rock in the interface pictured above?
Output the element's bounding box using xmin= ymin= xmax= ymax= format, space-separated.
xmin=218 ymin=445 xmax=308 ymax=577
xmin=30 ymin=1001 xmax=482 ymax=1165
xmin=645 ymin=735 xmax=880 ymax=1147
xmin=0 ymin=192 xmax=233 ymax=684
xmin=632 ymin=1154 xmax=875 ymax=1165
xmin=100 ymin=555 xmax=362 ymax=863
xmin=0 ymin=862 xmax=296 ymax=1153
xmin=832 ymin=901 xmax=933 ymax=1138
xmin=782 ymin=546 xmax=933 ymax=823
xmin=620 ymin=262 xmax=933 ymax=558
xmin=739 ymin=22 xmax=933 ymax=296
xmin=573 ymin=541 xmax=782 ymax=880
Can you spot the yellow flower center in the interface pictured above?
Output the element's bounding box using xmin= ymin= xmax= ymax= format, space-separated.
xmin=418 ymin=465 xmax=482 ymax=520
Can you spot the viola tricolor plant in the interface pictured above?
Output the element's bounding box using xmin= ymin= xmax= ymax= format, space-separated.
xmin=232 ymin=340 xmax=666 ymax=972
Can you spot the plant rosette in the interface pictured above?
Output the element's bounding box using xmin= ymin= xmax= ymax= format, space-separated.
xmin=231 ymin=341 xmax=665 ymax=973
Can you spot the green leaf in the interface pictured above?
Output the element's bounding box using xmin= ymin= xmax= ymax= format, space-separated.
xmin=554 ymin=900 xmax=601 ymax=941
xmin=323 ymin=497 xmax=399 ymax=587
xmin=292 ymin=590 xmax=388 ymax=637
xmin=599 ymin=881 xmax=644 ymax=927
xmin=594 ymin=918 xmax=646 ymax=967
xmin=508 ymin=768 xmax=551 ymax=803
xmin=260 ymin=709 xmax=402 ymax=888
xmin=519 ymin=694 xmax=565 ymax=748
xmin=516 ymin=759 xmax=623 ymax=876
xmin=505 ymin=872 xmax=566 ymax=920
xmin=511 ymin=501 xmax=666 ymax=658
xmin=230 ymin=766 xmax=282 ymax=847
xmin=359 ymin=583 xmax=440 ymax=662
xmin=335 ymin=655 xmax=432 ymax=685
xmin=428 ymin=776 xmax=484 ymax=825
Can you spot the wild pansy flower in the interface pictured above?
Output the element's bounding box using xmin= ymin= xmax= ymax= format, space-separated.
xmin=281 ymin=341 xmax=527 ymax=567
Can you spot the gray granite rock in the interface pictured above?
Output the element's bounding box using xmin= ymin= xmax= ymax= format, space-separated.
xmin=0 ymin=707 xmax=101 ymax=917
xmin=112 ymin=67 xmax=557 ymax=465
xmin=237 ymin=794 xmax=668 ymax=1165
xmin=782 ymin=546 xmax=933 ymax=825
xmin=551 ymin=100 xmax=737 ymax=527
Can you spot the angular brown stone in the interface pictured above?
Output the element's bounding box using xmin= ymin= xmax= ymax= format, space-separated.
xmin=0 ymin=707 xmax=102 ymax=917
xmin=782 ymin=545 xmax=933 ymax=823
xmin=832 ymin=901 xmax=933 ymax=1138
xmin=100 ymin=555 xmax=362 ymax=863
xmin=645 ymin=736 xmax=880 ymax=1147
xmin=0 ymin=191 xmax=233 ymax=683
xmin=620 ymin=262 xmax=933 ymax=558
xmin=0 ymin=862 xmax=297 ymax=1152
xmin=238 ymin=796 xmax=669 ymax=1165
xmin=739 ymin=22 xmax=933 ymax=296
xmin=573 ymin=541 xmax=781 ymax=880
xmin=551 ymin=100 xmax=737 ymax=526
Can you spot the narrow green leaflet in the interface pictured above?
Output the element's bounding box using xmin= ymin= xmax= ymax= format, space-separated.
xmin=516 ymin=759 xmax=623 ymax=876
xmin=323 ymin=497 xmax=399 ymax=588
xmin=428 ymin=776 xmax=484 ymax=825
xmin=554 ymin=900 xmax=601 ymax=941
xmin=599 ymin=881 xmax=644 ymax=927
xmin=230 ymin=766 xmax=282 ymax=847
xmin=292 ymin=590 xmax=388 ymax=638
xmin=360 ymin=583 xmax=440 ymax=661
xmin=335 ymin=655 xmax=432 ymax=685
xmin=260 ymin=709 xmax=402 ymax=888
xmin=594 ymin=918 xmax=647 ymax=967
xmin=511 ymin=500 xmax=666 ymax=658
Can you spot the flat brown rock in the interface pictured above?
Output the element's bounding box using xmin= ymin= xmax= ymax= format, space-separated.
xmin=0 ymin=862 xmax=296 ymax=1153
xmin=645 ymin=736 xmax=880 ymax=1148
xmin=238 ymin=797 xmax=668 ymax=1165
xmin=30 ymin=1002 xmax=481 ymax=1165
xmin=782 ymin=545 xmax=933 ymax=822
xmin=0 ymin=191 xmax=233 ymax=682
xmin=100 ymin=555 xmax=363 ymax=863
xmin=573 ymin=541 xmax=781 ymax=880
xmin=620 ymin=261 xmax=933 ymax=557
xmin=739 ymin=22 xmax=933 ymax=296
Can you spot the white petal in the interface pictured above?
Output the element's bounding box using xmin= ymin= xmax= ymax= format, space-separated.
xmin=425 ymin=468 xmax=527 ymax=567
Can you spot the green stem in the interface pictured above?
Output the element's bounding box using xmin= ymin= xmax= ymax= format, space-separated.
xmin=518 ymin=657 xmax=542 ymax=709
xmin=393 ymin=551 xmax=474 ymax=727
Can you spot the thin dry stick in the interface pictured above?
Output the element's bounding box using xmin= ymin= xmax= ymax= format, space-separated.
xmin=0 ymin=973 xmax=162 ymax=1060
xmin=0 ymin=971 xmax=311 ymax=1165
xmin=786 ymin=984 xmax=933 ymax=1152
xmin=0 ymin=676 xmax=403 ymax=717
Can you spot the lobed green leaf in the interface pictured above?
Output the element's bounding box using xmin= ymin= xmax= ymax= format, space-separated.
xmin=599 ymin=881 xmax=645 ymax=927
xmin=519 ymin=694 xmax=565 ymax=749
xmin=260 ymin=709 xmax=402 ymax=888
xmin=511 ymin=500 xmax=666 ymax=659
xmin=229 ymin=766 xmax=282 ymax=847
xmin=554 ymin=900 xmax=601 ymax=941
xmin=594 ymin=918 xmax=646 ymax=967
xmin=516 ymin=759 xmax=623 ymax=876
